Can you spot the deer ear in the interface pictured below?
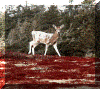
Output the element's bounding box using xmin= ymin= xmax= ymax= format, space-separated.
xmin=52 ymin=24 xmax=57 ymax=29
xmin=60 ymin=24 xmax=64 ymax=29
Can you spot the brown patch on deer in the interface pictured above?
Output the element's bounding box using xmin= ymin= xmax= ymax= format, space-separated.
xmin=44 ymin=35 xmax=49 ymax=43
xmin=48 ymin=32 xmax=58 ymax=45
xmin=37 ymin=40 xmax=40 ymax=43
xmin=32 ymin=45 xmax=33 ymax=48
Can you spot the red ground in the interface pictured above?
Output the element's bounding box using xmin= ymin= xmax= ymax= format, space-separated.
xmin=0 ymin=53 xmax=5 ymax=89
xmin=0 ymin=51 xmax=95 ymax=88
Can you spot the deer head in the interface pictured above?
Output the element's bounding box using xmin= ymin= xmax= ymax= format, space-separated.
xmin=53 ymin=24 xmax=64 ymax=33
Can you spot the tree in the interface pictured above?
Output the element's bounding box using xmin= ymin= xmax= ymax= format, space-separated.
xmin=38 ymin=5 xmax=61 ymax=31
xmin=0 ymin=13 xmax=5 ymax=38
xmin=82 ymin=0 xmax=95 ymax=4
xmin=69 ymin=0 xmax=73 ymax=4
xmin=60 ymin=4 xmax=95 ymax=57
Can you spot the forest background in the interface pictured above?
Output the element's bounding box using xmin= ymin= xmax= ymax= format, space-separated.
xmin=0 ymin=0 xmax=97 ymax=57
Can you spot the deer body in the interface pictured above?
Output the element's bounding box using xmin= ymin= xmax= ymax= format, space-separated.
xmin=31 ymin=31 xmax=53 ymax=44
xmin=28 ymin=24 xmax=64 ymax=56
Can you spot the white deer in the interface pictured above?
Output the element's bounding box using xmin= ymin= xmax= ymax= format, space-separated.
xmin=28 ymin=24 xmax=64 ymax=56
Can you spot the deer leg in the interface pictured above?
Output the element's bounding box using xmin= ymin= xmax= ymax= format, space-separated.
xmin=32 ymin=47 xmax=35 ymax=55
xmin=32 ymin=43 xmax=38 ymax=55
xmin=53 ymin=43 xmax=61 ymax=56
xmin=44 ymin=44 xmax=49 ymax=56
xmin=28 ymin=41 xmax=33 ymax=54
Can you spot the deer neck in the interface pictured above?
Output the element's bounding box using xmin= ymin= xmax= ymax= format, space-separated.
xmin=47 ymin=30 xmax=59 ymax=45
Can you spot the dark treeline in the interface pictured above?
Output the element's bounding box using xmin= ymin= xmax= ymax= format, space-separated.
xmin=5 ymin=4 xmax=95 ymax=57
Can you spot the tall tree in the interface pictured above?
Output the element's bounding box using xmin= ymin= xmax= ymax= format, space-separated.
xmin=69 ymin=0 xmax=73 ymax=4
xmin=82 ymin=0 xmax=95 ymax=4
xmin=38 ymin=5 xmax=61 ymax=31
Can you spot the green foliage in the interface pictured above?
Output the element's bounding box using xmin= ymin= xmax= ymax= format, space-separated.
xmin=69 ymin=0 xmax=73 ymax=4
xmin=0 ymin=13 xmax=5 ymax=38
xmin=82 ymin=0 xmax=95 ymax=4
xmin=38 ymin=5 xmax=61 ymax=31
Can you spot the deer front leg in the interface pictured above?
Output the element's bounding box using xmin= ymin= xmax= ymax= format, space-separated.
xmin=53 ymin=43 xmax=61 ymax=56
xmin=32 ymin=47 xmax=35 ymax=55
xmin=44 ymin=44 xmax=49 ymax=56
xmin=28 ymin=41 xmax=33 ymax=54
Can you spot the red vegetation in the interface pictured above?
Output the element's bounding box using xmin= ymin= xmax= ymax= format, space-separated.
xmin=0 ymin=55 xmax=5 ymax=89
xmin=0 ymin=51 xmax=95 ymax=86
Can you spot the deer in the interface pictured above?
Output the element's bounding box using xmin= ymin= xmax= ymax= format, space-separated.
xmin=28 ymin=24 xmax=64 ymax=56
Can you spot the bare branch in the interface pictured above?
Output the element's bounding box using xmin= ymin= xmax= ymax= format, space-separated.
xmin=68 ymin=23 xmax=73 ymax=33
xmin=63 ymin=23 xmax=73 ymax=37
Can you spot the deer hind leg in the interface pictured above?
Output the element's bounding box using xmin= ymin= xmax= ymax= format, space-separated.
xmin=28 ymin=41 xmax=38 ymax=55
xmin=28 ymin=41 xmax=33 ymax=54
xmin=31 ymin=42 xmax=38 ymax=55
xmin=53 ymin=43 xmax=61 ymax=56
xmin=44 ymin=44 xmax=49 ymax=56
